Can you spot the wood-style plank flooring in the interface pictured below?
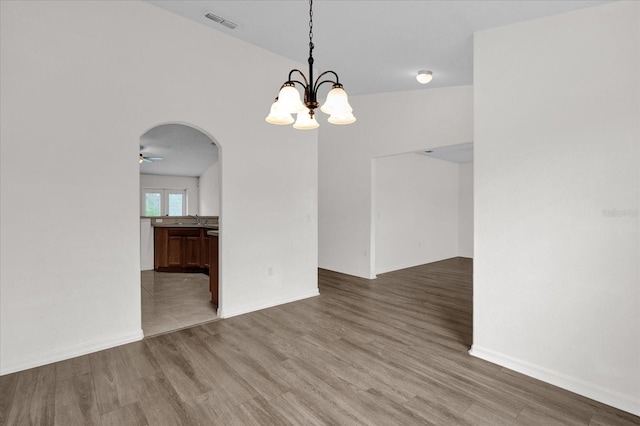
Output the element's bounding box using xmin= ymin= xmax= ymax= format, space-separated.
xmin=2 ymin=258 xmax=639 ymax=425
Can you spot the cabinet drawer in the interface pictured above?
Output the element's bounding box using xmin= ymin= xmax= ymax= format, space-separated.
xmin=167 ymin=228 xmax=201 ymax=237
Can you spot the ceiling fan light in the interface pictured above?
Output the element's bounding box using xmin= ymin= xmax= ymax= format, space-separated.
xmin=416 ymin=70 xmax=433 ymax=84
xmin=277 ymin=83 xmax=305 ymax=114
xmin=265 ymin=100 xmax=295 ymax=125
xmin=293 ymin=110 xmax=319 ymax=130
xmin=328 ymin=110 xmax=356 ymax=125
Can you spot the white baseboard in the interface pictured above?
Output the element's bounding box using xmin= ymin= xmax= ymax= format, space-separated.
xmin=469 ymin=345 xmax=640 ymax=416
xmin=1 ymin=329 xmax=144 ymax=376
xmin=219 ymin=290 xmax=320 ymax=319
xmin=318 ymin=266 xmax=377 ymax=279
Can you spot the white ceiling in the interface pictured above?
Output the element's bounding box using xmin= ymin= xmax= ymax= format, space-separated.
xmin=147 ymin=0 xmax=611 ymax=95
xmin=142 ymin=0 xmax=611 ymax=175
xmin=417 ymin=142 xmax=473 ymax=163
xmin=140 ymin=124 xmax=218 ymax=177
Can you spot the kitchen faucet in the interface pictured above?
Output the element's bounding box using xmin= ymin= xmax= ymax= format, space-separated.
xmin=189 ymin=214 xmax=201 ymax=224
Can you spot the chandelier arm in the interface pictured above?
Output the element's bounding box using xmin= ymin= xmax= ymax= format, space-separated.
xmin=290 ymin=80 xmax=309 ymax=91
xmin=288 ymin=69 xmax=309 ymax=87
xmin=314 ymin=79 xmax=340 ymax=94
xmin=313 ymin=71 xmax=340 ymax=92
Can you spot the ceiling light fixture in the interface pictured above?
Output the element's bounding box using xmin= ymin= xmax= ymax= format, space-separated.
xmin=139 ymin=153 xmax=163 ymax=164
xmin=265 ymin=0 xmax=355 ymax=130
xmin=416 ymin=70 xmax=433 ymax=84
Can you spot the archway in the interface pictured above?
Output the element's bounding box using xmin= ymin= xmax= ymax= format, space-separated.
xmin=138 ymin=122 xmax=222 ymax=337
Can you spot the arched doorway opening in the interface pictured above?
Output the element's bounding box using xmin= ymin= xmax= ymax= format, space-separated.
xmin=138 ymin=122 xmax=222 ymax=337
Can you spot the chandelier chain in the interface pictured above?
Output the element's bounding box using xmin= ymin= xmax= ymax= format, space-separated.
xmin=308 ymin=0 xmax=314 ymax=52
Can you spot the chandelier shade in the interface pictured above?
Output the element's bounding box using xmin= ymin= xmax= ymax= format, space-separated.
xmin=320 ymin=85 xmax=353 ymax=115
xmin=276 ymin=83 xmax=305 ymax=114
xmin=265 ymin=100 xmax=295 ymax=125
xmin=265 ymin=0 xmax=355 ymax=130
xmin=293 ymin=110 xmax=320 ymax=130
xmin=328 ymin=110 xmax=357 ymax=125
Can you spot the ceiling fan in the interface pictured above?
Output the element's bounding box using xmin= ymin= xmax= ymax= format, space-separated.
xmin=139 ymin=146 xmax=163 ymax=164
xmin=139 ymin=153 xmax=163 ymax=163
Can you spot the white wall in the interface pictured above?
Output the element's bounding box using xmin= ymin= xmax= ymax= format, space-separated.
xmin=199 ymin=159 xmax=221 ymax=216
xmin=319 ymin=86 xmax=473 ymax=278
xmin=1 ymin=0 xmax=318 ymax=375
xmin=374 ymin=153 xmax=459 ymax=274
xmin=140 ymin=174 xmax=199 ymax=215
xmin=458 ymin=162 xmax=473 ymax=258
xmin=472 ymin=1 xmax=639 ymax=415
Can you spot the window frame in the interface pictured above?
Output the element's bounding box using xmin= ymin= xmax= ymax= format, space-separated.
xmin=141 ymin=188 xmax=187 ymax=217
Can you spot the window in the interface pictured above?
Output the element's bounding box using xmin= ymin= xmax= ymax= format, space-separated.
xmin=144 ymin=191 xmax=162 ymax=216
xmin=167 ymin=191 xmax=185 ymax=216
xmin=142 ymin=189 xmax=186 ymax=216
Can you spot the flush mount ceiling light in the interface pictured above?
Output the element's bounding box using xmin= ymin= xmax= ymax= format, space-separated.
xmin=416 ymin=70 xmax=433 ymax=84
xmin=265 ymin=0 xmax=355 ymax=130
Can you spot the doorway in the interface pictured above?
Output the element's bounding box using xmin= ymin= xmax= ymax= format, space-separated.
xmin=372 ymin=145 xmax=473 ymax=275
xmin=139 ymin=123 xmax=221 ymax=337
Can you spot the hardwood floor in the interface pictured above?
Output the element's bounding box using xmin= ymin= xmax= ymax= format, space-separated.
xmin=2 ymin=258 xmax=638 ymax=425
xmin=141 ymin=271 xmax=218 ymax=337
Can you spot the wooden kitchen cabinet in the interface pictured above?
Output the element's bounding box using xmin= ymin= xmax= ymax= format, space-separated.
xmin=201 ymin=233 xmax=211 ymax=269
xmin=167 ymin=235 xmax=183 ymax=267
xmin=184 ymin=235 xmax=201 ymax=267
xmin=154 ymin=227 xmax=207 ymax=273
xmin=209 ymin=233 xmax=219 ymax=308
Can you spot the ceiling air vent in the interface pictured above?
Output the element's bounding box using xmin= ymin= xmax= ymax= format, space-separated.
xmin=205 ymin=12 xmax=238 ymax=29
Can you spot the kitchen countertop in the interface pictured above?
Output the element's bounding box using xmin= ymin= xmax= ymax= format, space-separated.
xmin=151 ymin=223 xmax=219 ymax=230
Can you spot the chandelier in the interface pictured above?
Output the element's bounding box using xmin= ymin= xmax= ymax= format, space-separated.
xmin=265 ymin=0 xmax=356 ymax=130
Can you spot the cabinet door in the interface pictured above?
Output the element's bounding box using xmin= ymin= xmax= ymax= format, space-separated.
xmin=201 ymin=234 xmax=211 ymax=269
xmin=167 ymin=236 xmax=183 ymax=267
xmin=154 ymin=227 xmax=169 ymax=269
xmin=183 ymin=236 xmax=201 ymax=267
xmin=209 ymin=235 xmax=219 ymax=307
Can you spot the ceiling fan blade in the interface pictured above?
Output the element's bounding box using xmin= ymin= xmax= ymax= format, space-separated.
xmin=142 ymin=158 xmax=153 ymax=163
xmin=147 ymin=157 xmax=163 ymax=161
